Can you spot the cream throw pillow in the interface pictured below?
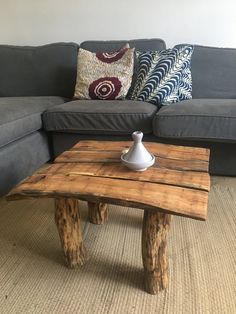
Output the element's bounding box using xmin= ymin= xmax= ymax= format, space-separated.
xmin=74 ymin=46 xmax=134 ymax=100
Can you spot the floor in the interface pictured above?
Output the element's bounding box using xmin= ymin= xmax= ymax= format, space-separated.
xmin=0 ymin=176 xmax=235 ymax=313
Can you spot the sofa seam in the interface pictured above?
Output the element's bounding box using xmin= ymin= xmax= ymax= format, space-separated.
xmin=46 ymin=127 xmax=151 ymax=133
xmin=0 ymin=128 xmax=44 ymax=149
xmin=0 ymin=43 xmax=78 ymax=52
xmin=80 ymin=38 xmax=166 ymax=48
xmin=175 ymin=43 xmax=236 ymax=51
xmin=155 ymin=133 xmax=236 ymax=141
xmin=0 ymin=101 xmax=67 ymax=127
xmin=156 ymin=115 xmax=236 ymax=119
xmin=194 ymin=44 xmax=236 ymax=51
xmin=0 ymin=112 xmax=43 ymax=127
xmin=44 ymin=111 xmax=156 ymax=116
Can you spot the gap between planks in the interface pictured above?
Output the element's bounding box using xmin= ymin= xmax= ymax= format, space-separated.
xmin=37 ymin=163 xmax=210 ymax=192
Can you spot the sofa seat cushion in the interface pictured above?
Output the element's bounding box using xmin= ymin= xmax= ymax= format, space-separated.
xmin=43 ymin=100 xmax=157 ymax=135
xmin=0 ymin=96 xmax=68 ymax=148
xmin=153 ymin=99 xmax=236 ymax=142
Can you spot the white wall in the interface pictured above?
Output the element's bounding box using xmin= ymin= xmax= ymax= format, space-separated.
xmin=0 ymin=0 xmax=236 ymax=48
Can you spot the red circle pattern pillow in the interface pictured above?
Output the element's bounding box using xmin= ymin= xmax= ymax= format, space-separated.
xmin=74 ymin=47 xmax=134 ymax=100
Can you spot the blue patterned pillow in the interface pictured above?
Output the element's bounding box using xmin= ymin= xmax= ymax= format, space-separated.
xmin=130 ymin=46 xmax=194 ymax=107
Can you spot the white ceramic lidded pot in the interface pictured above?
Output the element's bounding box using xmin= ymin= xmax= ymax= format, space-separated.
xmin=121 ymin=131 xmax=155 ymax=171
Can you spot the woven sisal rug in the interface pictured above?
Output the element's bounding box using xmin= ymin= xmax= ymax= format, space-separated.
xmin=0 ymin=177 xmax=235 ymax=313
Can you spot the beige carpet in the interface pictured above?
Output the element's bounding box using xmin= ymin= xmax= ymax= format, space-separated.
xmin=0 ymin=177 xmax=235 ymax=314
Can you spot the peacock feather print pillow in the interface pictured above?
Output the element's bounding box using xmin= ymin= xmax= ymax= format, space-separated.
xmin=130 ymin=46 xmax=194 ymax=107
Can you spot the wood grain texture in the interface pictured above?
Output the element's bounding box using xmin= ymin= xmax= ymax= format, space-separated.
xmin=55 ymin=140 xmax=210 ymax=172
xmin=7 ymin=173 xmax=208 ymax=220
xmin=142 ymin=211 xmax=172 ymax=294
xmin=55 ymin=150 xmax=121 ymax=163
xmin=7 ymin=140 xmax=210 ymax=221
xmin=72 ymin=141 xmax=210 ymax=162
xmin=55 ymin=150 xmax=209 ymax=172
xmin=54 ymin=198 xmax=87 ymax=268
xmin=36 ymin=162 xmax=210 ymax=191
xmin=88 ymin=202 xmax=108 ymax=224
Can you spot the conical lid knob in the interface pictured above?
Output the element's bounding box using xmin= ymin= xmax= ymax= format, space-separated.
xmin=124 ymin=131 xmax=152 ymax=163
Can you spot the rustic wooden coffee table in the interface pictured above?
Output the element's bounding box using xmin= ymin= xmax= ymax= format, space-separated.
xmin=7 ymin=141 xmax=210 ymax=294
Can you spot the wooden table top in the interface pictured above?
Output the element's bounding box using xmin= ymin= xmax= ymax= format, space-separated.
xmin=7 ymin=141 xmax=210 ymax=220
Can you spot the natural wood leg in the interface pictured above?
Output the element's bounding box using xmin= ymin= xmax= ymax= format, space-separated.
xmin=55 ymin=198 xmax=87 ymax=268
xmin=142 ymin=210 xmax=172 ymax=294
xmin=88 ymin=202 xmax=108 ymax=224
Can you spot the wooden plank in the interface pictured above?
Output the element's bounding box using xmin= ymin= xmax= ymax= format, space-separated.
xmin=55 ymin=150 xmax=121 ymax=163
xmin=7 ymin=174 xmax=208 ymax=220
xmin=55 ymin=150 xmax=209 ymax=172
xmin=156 ymin=157 xmax=209 ymax=172
xmin=72 ymin=141 xmax=210 ymax=162
xmin=73 ymin=141 xmax=131 ymax=152
xmin=37 ymin=163 xmax=210 ymax=191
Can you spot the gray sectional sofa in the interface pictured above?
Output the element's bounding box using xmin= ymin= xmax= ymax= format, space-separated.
xmin=1 ymin=38 xmax=236 ymax=196
xmin=0 ymin=42 xmax=78 ymax=195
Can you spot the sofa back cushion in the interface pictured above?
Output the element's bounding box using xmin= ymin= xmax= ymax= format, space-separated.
xmin=176 ymin=44 xmax=236 ymax=99
xmin=0 ymin=42 xmax=78 ymax=97
xmin=80 ymin=38 xmax=166 ymax=52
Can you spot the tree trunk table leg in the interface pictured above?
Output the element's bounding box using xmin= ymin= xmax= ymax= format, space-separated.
xmin=87 ymin=202 xmax=108 ymax=225
xmin=142 ymin=210 xmax=172 ymax=294
xmin=55 ymin=198 xmax=87 ymax=268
